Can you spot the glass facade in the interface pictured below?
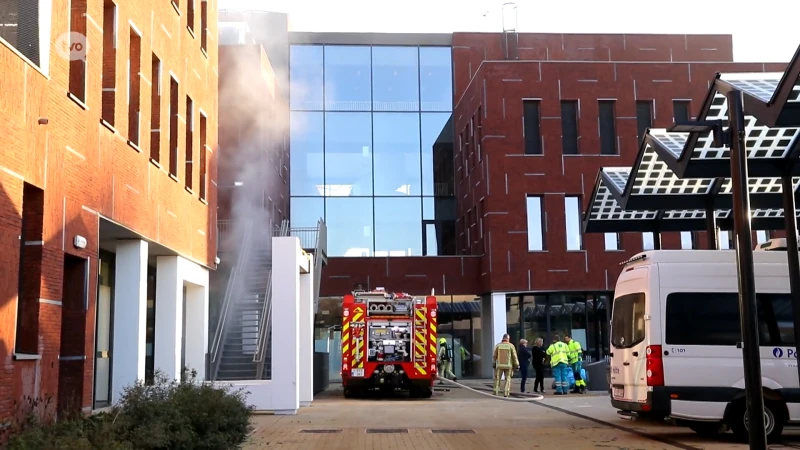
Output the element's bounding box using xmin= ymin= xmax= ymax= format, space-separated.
xmin=290 ymin=44 xmax=455 ymax=257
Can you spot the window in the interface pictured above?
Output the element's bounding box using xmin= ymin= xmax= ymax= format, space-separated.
xmin=642 ymin=232 xmax=655 ymax=250
xmin=323 ymin=46 xmax=371 ymax=111
xmin=611 ymin=293 xmax=645 ymax=349
xmin=185 ymin=96 xmax=194 ymax=189
xmin=15 ymin=183 xmax=45 ymax=355
xmin=665 ymin=292 xmax=795 ymax=346
xmin=289 ymin=111 xmax=324 ymax=196
xmin=373 ymin=113 xmax=420 ymax=196
xmin=374 ymin=198 xmax=423 ymax=256
xmin=325 ymin=197 xmax=374 ymax=257
xmin=187 ymin=0 xmax=194 ymax=33
xmin=291 ymin=197 xmax=324 ymax=229
xmin=673 ymin=100 xmax=691 ymax=123
xmin=526 ymin=196 xmax=544 ymax=251
xmin=200 ymin=0 xmax=207 ymax=52
xmin=523 ymin=100 xmax=542 ymax=155
xmin=565 ymin=196 xmax=582 ymax=250
xmin=599 ymin=100 xmax=617 ymax=155
xmin=128 ymin=27 xmax=141 ymax=146
xmin=604 ymin=233 xmax=620 ymax=251
xmin=169 ymin=76 xmax=179 ymax=177
xmin=101 ymin=1 xmax=118 ymax=126
xmin=419 ymin=47 xmax=452 ymax=112
xmin=757 ymin=230 xmax=771 ymax=245
xmin=199 ymin=113 xmax=207 ymax=199
xmin=561 ymin=100 xmax=579 ymax=155
xmin=324 ymin=112 xmax=372 ymax=196
xmin=150 ymin=54 xmax=162 ymax=161
xmin=420 ymin=113 xmax=450 ymax=196
xmin=680 ymin=231 xmax=694 ymax=249
xmin=719 ymin=230 xmax=735 ymax=250
xmin=636 ymin=100 xmax=653 ymax=144
xmin=68 ymin=0 xmax=88 ymax=101
xmin=290 ymin=45 xmax=323 ymax=110
xmin=0 ymin=0 xmax=41 ymax=65
xmin=372 ymin=46 xmax=419 ymax=111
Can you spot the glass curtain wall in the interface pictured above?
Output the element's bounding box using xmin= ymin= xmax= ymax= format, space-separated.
xmin=290 ymin=44 xmax=454 ymax=257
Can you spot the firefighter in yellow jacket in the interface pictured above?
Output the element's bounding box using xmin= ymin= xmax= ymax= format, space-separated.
xmin=493 ymin=334 xmax=520 ymax=397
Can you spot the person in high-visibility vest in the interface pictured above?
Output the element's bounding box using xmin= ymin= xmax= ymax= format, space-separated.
xmin=546 ymin=333 xmax=571 ymax=395
xmin=492 ymin=334 xmax=520 ymax=397
xmin=564 ymin=334 xmax=586 ymax=393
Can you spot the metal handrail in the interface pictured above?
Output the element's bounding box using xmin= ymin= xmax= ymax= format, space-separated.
xmin=253 ymin=219 xmax=290 ymax=376
xmin=312 ymin=219 xmax=326 ymax=311
xmin=210 ymin=221 xmax=253 ymax=374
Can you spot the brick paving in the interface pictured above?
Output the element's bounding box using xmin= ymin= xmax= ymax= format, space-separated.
xmin=245 ymin=383 xmax=679 ymax=450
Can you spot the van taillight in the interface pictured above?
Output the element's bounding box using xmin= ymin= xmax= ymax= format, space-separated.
xmin=646 ymin=345 xmax=664 ymax=387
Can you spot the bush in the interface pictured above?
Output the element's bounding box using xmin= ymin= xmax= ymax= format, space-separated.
xmin=4 ymin=370 xmax=253 ymax=450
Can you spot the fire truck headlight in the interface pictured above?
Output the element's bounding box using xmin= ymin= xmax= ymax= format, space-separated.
xmin=383 ymin=365 xmax=395 ymax=374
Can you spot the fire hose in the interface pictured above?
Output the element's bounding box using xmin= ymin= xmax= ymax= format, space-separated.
xmin=436 ymin=376 xmax=544 ymax=402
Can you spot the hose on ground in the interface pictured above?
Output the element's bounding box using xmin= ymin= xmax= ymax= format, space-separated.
xmin=436 ymin=376 xmax=544 ymax=402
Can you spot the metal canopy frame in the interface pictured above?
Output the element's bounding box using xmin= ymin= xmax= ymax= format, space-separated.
xmin=644 ymin=74 xmax=800 ymax=179
xmin=735 ymin=44 xmax=800 ymax=128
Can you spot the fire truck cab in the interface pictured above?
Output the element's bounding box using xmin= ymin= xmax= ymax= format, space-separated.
xmin=341 ymin=288 xmax=438 ymax=398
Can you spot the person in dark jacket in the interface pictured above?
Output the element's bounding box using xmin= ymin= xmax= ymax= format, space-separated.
xmin=518 ymin=339 xmax=532 ymax=393
xmin=531 ymin=337 xmax=547 ymax=393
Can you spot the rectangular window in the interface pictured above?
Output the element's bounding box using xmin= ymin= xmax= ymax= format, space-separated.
xmin=599 ymin=100 xmax=617 ymax=155
xmin=636 ymin=100 xmax=653 ymax=144
xmin=101 ymin=1 xmax=118 ymax=126
xmin=199 ymin=113 xmax=207 ymax=200
xmin=128 ymin=27 xmax=141 ymax=146
xmin=523 ymin=100 xmax=542 ymax=155
xmin=200 ymin=0 xmax=208 ymax=52
xmin=526 ymin=196 xmax=544 ymax=251
xmin=565 ymin=196 xmax=582 ymax=250
xmin=665 ymin=292 xmax=794 ymax=346
xmin=68 ymin=0 xmax=88 ymax=101
xmin=187 ymin=0 xmax=194 ymax=33
xmin=610 ymin=293 xmax=645 ymax=349
xmin=16 ymin=183 xmax=45 ymax=355
xmin=185 ymin=96 xmax=194 ymax=190
xmin=0 ymin=2 xmax=41 ymax=65
xmin=642 ymin=232 xmax=654 ymax=250
xmin=719 ymin=230 xmax=734 ymax=250
xmin=680 ymin=231 xmax=694 ymax=249
xmin=673 ymin=100 xmax=691 ymax=123
xmin=604 ymin=233 xmax=620 ymax=251
xmin=561 ymin=100 xmax=579 ymax=155
xmin=169 ymin=76 xmax=179 ymax=177
xmin=757 ymin=230 xmax=771 ymax=245
xmin=150 ymin=54 xmax=161 ymax=161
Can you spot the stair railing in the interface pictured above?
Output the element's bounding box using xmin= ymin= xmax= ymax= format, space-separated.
xmin=312 ymin=219 xmax=327 ymax=312
xmin=209 ymin=220 xmax=254 ymax=380
xmin=253 ymin=219 xmax=290 ymax=378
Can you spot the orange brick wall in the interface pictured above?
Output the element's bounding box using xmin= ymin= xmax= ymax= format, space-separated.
xmin=0 ymin=0 xmax=219 ymax=420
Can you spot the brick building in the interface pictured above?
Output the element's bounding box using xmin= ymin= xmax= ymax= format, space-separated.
xmin=0 ymin=0 xmax=218 ymax=421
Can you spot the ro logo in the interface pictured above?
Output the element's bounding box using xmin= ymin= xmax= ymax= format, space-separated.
xmin=55 ymin=32 xmax=89 ymax=61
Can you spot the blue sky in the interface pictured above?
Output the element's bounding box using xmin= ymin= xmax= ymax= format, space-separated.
xmin=219 ymin=0 xmax=798 ymax=63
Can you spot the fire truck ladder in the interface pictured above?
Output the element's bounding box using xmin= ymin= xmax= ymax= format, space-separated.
xmin=413 ymin=302 xmax=428 ymax=375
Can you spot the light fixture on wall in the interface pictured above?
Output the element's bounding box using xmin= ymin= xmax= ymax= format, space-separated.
xmin=74 ymin=235 xmax=87 ymax=249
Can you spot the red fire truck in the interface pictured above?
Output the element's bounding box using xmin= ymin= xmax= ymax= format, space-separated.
xmin=341 ymin=288 xmax=438 ymax=398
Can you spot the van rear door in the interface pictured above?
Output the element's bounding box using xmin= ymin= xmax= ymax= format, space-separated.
xmin=610 ymin=291 xmax=649 ymax=405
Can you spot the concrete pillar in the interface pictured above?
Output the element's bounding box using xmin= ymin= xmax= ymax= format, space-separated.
xmin=299 ymin=254 xmax=314 ymax=407
xmin=271 ymin=236 xmax=301 ymax=414
xmin=155 ymin=256 xmax=183 ymax=381
xmin=184 ymin=283 xmax=208 ymax=380
xmin=111 ymin=240 xmax=148 ymax=402
xmin=480 ymin=292 xmax=507 ymax=378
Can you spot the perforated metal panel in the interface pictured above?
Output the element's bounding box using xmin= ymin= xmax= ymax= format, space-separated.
xmin=587 ymin=182 xmax=657 ymax=222
xmin=648 ymin=130 xmax=688 ymax=159
xmin=718 ymin=177 xmax=800 ymax=195
xmin=720 ymin=73 xmax=783 ymax=103
xmin=601 ymin=167 xmax=630 ymax=193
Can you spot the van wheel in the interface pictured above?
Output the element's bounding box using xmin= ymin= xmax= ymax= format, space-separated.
xmin=688 ymin=422 xmax=722 ymax=437
xmin=727 ymin=399 xmax=785 ymax=442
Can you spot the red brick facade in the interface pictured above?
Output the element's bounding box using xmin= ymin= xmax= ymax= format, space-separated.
xmin=0 ymin=0 xmax=218 ymax=422
xmin=451 ymin=33 xmax=786 ymax=293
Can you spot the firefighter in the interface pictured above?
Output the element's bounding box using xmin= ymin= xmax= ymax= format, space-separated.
xmin=564 ymin=334 xmax=586 ymax=393
xmin=546 ymin=333 xmax=570 ymax=395
xmin=492 ymin=334 xmax=520 ymax=397
xmin=438 ymin=337 xmax=457 ymax=384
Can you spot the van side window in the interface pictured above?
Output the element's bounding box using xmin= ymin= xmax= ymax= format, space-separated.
xmin=611 ymin=293 xmax=645 ymax=349
xmin=665 ymin=292 xmax=794 ymax=346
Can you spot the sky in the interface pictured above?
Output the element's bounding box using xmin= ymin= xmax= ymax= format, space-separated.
xmin=219 ymin=0 xmax=798 ymax=63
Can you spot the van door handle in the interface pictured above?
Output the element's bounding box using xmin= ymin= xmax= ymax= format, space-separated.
xmin=632 ymin=351 xmax=639 ymax=357
xmin=623 ymin=362 xmax=630 ymax=366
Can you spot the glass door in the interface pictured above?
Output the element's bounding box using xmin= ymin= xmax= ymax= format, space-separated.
xmin=93 ymin=252 xmax=115 ymax=409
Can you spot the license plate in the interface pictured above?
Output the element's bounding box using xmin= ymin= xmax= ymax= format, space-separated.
xmin=613 ymin=387 xmax=624 ymax=399
xmin=351 ymin=368 xmax=364 ymax=377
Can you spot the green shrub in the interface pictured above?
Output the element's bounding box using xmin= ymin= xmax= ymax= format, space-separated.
xmin=3 ymin=370 xmax=253 ymax=450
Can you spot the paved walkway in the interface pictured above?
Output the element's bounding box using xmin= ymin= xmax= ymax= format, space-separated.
xmin=244 ymin=382 xmax=682 ymax=449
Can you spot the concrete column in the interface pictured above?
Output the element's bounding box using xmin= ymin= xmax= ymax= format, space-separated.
xmin=271 ymin=237 xmax=301 ymax=414
xmin=111 ymin=240 xmax=148 ymax=403
xmin=298 ymin=254 xmax=314 ymax=407
xmin=184 ymin=283 xmax=208 ymax=380
xmin=154 ymin=256 xmax=183 ymax=381
xmin=480 ymin=292 xmax=507 ymax=378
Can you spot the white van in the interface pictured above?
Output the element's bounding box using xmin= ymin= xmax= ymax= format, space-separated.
xmin=609 ymin=248 xmax=800 ymax=441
